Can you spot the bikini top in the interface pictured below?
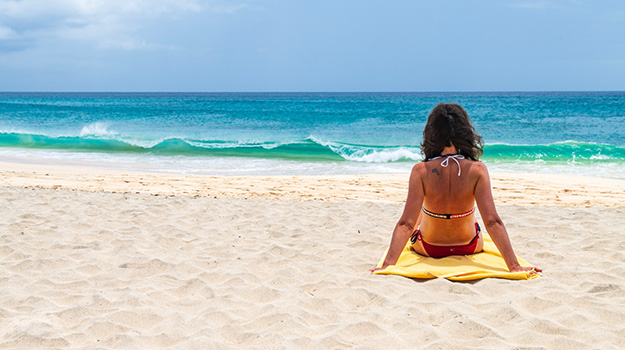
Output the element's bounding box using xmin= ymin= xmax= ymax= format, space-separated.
xmin=428 ymin=154 xmax=465 ymax=176
xmin=422 ymin=153 xmax=474 ymax=219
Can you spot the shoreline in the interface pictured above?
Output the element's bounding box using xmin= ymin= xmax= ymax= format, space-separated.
xmin=1 ymin=160 xmax=624 ymax=207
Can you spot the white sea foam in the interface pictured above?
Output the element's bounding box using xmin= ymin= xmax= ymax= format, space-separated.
xmin=590 ymin=154 xmax=612 ymax=160
xmin=1 ymin=148 xmax=624 ymax=179
xmin=79 ymin=122 xmax=117 ymax=137
xmin=340 ymin=147 xmax=422 ymax=163
xmin=184 ymin=139 xmax=283 ymax=150
xmin=309 ymin=136 xmax=422 ymax=163
xmin=0 ymin=148 xmax=413 ymax=176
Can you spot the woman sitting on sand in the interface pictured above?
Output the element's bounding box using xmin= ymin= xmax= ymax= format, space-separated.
xmin=371 ymin=103 xmax=540 ymax=273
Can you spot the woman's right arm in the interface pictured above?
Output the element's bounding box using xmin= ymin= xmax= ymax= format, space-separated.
xmin=473 ymin=163 xmax=541 ymax=273
xmin=370 ymin=163 xmax=425 ymax=272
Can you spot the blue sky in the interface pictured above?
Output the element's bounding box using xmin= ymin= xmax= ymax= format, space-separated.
xmin=0 ymin=0 xmax=624 ymax=92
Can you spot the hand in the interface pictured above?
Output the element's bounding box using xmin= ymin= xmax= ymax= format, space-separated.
xmin=510 ymin=265 xmax=542 ymax=274
xmin=369 ymin=267 xmax=386 ymax=274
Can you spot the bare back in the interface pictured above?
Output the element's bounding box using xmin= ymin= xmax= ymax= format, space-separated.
xmin=417 ymin=157 xmax=481 ymax=245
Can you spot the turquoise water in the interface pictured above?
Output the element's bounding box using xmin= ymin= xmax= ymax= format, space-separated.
xmin=1 ymin=92 xmax=624 ymax=177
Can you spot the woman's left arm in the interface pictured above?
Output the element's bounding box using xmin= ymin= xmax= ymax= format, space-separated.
xmin=370 ymin=164 xmax=425 ymax=272
xmin=473 ymin=163 xmax=541 ymax=273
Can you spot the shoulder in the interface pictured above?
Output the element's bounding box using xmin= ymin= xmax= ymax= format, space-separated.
xmin=469 ymin=160 xmax=488 ymax=173
xmin=466 ymin=160 xmax=490 ymax=181
xmin=407 ymin=162 xmax=428 ymax=184
xmin=411 ymin=161 xmax=429 ymax=177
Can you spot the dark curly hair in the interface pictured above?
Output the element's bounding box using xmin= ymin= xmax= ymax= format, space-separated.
xmin=420 ymin=103 xmax=484 ymax=161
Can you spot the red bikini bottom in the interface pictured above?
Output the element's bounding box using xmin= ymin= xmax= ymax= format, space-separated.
xmin=410 ymin=223 xmax=481 ymax=258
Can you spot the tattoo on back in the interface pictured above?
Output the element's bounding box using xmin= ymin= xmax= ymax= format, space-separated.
xmin=432 ymin=168 xmax=440 ymax=176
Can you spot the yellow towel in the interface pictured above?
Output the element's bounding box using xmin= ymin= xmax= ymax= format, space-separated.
xmin=374 ymin=234 xmax=540 ymax=281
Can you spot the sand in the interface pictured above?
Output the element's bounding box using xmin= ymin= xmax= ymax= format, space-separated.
xmin=1 ymin=161 xmax=625 ymax=349
xmin=1 ymin=161 xmax=624 ymax=206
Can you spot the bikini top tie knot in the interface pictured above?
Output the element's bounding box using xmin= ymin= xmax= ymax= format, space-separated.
xmin=430 ymin=154 xmax=465 ymax=176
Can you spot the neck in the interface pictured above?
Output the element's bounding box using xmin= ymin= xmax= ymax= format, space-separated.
xmin=441 ymin=145 xmax=457 ymax=155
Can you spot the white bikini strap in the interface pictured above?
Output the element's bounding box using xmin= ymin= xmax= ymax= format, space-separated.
xmin=438 ymin=154 xmax=465 ymax=176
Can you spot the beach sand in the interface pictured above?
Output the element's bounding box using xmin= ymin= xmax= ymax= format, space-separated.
xmin=1 ymin=161 xmax=625 ymax=349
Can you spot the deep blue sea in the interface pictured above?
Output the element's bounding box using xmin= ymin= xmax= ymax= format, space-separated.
xmin=1 ymin=92 xmax=624 ymax=178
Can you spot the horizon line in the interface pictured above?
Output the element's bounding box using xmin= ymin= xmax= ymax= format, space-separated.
xmin=1 ymin=90 xmax=625 ymax=94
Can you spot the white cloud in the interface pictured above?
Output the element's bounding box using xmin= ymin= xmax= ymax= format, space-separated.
xmin=0 ymin=0 xmax=203 ymax=19
xmin=0 ymin=0 xmax=248 ymax=51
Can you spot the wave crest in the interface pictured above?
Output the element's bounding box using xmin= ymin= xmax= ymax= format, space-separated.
xmin=1 ymin=131 xmax=624 ymax=165
xmin=79 ymin=122 xmax=117 ymax=138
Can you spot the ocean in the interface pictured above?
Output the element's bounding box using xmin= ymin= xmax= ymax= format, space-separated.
xmin=1 ymin=92 xmax=624 ymax=178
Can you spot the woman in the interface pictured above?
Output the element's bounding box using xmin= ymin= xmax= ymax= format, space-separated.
xmin=371 ymin=103 xmax=540 ymax=273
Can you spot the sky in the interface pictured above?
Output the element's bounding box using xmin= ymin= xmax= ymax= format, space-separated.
xmin=0 ymin=0 xmax=624 ymax=92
